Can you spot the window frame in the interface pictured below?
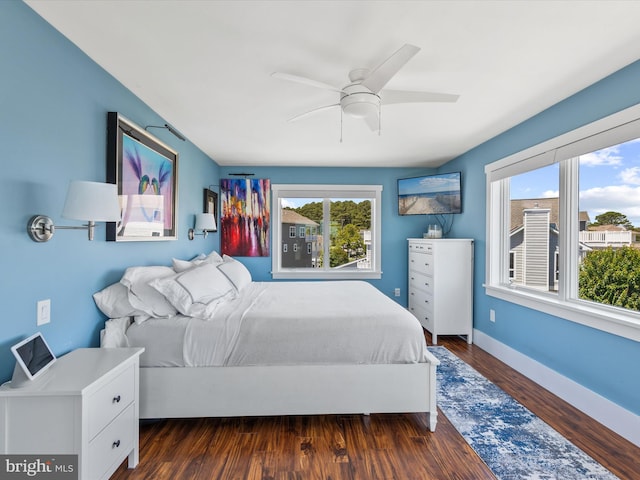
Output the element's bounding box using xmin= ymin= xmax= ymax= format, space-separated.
xmin=271 ymin=184 xmax=382 ymax=280
xmin=485 ymin=103 xmax=640 ymax=342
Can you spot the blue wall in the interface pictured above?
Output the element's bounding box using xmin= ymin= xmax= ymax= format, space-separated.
xmin=0 ymin=1 xmax=221 ymax=381
xmin=218 ymin=166 xmax=442 ymax=294
xmin=3 ymin=0 xmax=638 ymax=421
xmin=443 ymin=60 xmax=640 ymax=415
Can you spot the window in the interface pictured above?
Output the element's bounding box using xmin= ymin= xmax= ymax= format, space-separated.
xmin=486 ymin=104 xmax=640 ymax=341
xmin=272 ymin=184 xmax=382 ymax=279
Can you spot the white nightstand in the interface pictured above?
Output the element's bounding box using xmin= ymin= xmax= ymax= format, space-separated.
xmin=0 ymin=347 xmax=144 ymax=480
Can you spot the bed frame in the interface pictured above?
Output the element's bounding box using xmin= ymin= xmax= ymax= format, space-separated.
xmin=138 ymin=350 xmax=440 ymax=431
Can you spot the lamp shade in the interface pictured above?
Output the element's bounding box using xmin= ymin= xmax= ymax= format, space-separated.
xmin=195 ymin=213 xmax=216 ymax=231
xmin=62 ymin=181 xmax=121 ymax=222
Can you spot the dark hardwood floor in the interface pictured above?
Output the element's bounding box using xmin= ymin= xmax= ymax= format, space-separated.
xmin=111 ymin=334 xmax=639 ymax=480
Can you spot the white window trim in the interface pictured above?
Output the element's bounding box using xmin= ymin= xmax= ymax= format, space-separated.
xmin=272 ymin=184 xmax=382 ymax=280
xmin=485 ymin=103 xmax=640 ymax=342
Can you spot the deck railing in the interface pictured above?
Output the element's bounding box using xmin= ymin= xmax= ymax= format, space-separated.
xmin=579 ymin=230 xmax=633 ymax=246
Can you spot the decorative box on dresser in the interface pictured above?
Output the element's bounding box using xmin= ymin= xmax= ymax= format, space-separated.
xmin=408 ymin=238 xmax=474 ymax=344
xmin=0 ymin=347 xmax=144 ymax=480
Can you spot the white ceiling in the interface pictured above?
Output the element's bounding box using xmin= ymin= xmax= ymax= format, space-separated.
xmin=25 ymin=1 xmax=640 ymax=168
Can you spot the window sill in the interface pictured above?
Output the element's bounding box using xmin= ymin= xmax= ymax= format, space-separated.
xmin=484 ymin=284 xmax=640 ymax=342
xmin=272 ymin=270 xmax=382 ymax=280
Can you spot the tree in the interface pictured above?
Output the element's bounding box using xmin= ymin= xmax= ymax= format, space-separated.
xmin=592 ymin=211 xmax=634 ymax=229
xmin=335 ymin=223 xmax=365 ymax=259
xmin=579 ymin=246 xmax=640 ymax=311
xmin=329 ymin=246 xmax=349 ymax=267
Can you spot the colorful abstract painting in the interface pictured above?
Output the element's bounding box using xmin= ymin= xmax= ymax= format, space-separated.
xmin=121 ymin=134 xmax=174 ymax=233
xmin=107 ymin=112 xmax=178 ymax=241
xmin=220 ymin=178 xmax=270 ymax=257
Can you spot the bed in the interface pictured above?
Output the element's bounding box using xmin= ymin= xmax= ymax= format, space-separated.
xmin=97 ymin=253 xmax=439 ymax=431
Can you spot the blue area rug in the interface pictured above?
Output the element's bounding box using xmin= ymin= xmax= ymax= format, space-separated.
xmin=429 ymin=346 xmax=618 ymax=480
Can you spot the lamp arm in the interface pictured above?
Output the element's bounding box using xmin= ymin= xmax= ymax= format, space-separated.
xmin=28 ymin=216 xmax=97 ymax=242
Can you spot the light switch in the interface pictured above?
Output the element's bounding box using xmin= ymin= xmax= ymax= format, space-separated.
xmin=37 ymin=299 xmax=51 ymax=326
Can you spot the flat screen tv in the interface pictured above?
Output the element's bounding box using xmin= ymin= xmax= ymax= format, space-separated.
xmin=398 ymin=172 xmax=462 ymax=215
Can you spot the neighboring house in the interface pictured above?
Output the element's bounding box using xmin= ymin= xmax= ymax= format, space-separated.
xmin=509 ymin=198 xmax=590 ymax=292
xmin=511 ymin=197 xmax=640 ymax=291
xmin=281 ymin=209 xmax=319 ymax=268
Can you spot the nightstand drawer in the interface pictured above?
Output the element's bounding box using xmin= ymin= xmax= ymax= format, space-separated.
xmin=88 ymin=403 xmax=135 ymax=480
xmin=88 ymin=364 xmax=134 ymax=439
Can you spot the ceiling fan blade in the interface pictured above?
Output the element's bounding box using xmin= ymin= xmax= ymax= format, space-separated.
xmin=272 ymin=72 xmax=344 ymax=93
xmin=288 ymin=104 xmax=340 ymax=122
xmin=362 ymin=111 xmax=381 ymax=133
xmin=382 ymin=89 xmax=460 ymax=104
xmin=360 ymin=44 xmax=420 ymax=94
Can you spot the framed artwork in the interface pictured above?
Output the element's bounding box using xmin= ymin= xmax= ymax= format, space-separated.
xmin=203 ymin=188 xmax=218 ymax=232
xmin=220 ymin=178 xmax=270 ymax=256
xmin=106 ymin=112 xmax=178 ymax=241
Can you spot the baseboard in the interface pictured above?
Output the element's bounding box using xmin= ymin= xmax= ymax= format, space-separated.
xmin=473 ymin=329 xmax=640 ymax=448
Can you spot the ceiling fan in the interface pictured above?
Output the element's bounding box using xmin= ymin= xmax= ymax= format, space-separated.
xmin=272 ymin=44 xmax=459 ymax=135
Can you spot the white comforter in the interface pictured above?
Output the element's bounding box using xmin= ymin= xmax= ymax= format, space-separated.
xmin=104 ymin=281 xmax=428 ymax=367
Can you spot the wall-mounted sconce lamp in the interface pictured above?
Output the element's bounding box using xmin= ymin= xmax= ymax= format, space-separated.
xmin=27 ymin=181 xmax=121 ymax=242
xmin=188 ymin=213 xmax=217 ymax=240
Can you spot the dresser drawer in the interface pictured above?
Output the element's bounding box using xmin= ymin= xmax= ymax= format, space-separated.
xmin=409 ymin=289 xmax=433 ymax=312
xmin=88 ymin=403 xmax=135 ymax=480
xmin=409 ymin=242 xmax=433 ymax=254
xmin=409 ymin=252 xmax=434 ymax=276
xmin=409 ymin=271 xmax=434 ymax=294
xmin=87 ymin=364 xmax=134 ymax=439
xmin=408 ymin=304 xmax=434 ymax=331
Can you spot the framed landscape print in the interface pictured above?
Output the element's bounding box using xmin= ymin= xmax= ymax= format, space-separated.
xmin=106 ymin=112 xmax=179 ymax=241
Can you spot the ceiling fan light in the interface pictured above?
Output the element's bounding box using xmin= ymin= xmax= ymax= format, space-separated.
xmin=341 ymin=92 xmax=380 ymax=118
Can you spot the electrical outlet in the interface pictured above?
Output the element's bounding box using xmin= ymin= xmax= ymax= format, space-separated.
xmin=489 ymin=309 xmax=496 ymax=323
xmin=37 ymin=299 xmax=51 ymax=326
xmin=394 ymin=288 xmax=401 ymax=297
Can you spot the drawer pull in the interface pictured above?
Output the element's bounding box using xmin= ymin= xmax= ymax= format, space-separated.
xmin=113 ymin=395 xmax=121 ymax=403
xmin=424 ymin=299 xmax=429 ymax=304
xmin=112 ymin=440 xmax=121 ymax=449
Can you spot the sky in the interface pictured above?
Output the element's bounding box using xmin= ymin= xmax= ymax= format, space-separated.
xmin=510 ymin=138 xmax=640 ymax=227
xmin=397 ymin=172 xmax=460 ymax=196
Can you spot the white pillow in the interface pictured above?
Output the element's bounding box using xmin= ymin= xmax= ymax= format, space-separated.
xmin=172 ymin=254 xmax=206 ymax=273
xmin=120 ymin=266 xmax=178 ymax=319
xmin=93 ymin=282 xmax=148 ymax=320
xmin=172 ymin=250 xmax=223 ymax=272
xmin=205 ymin=250 xmax=224 ymax=263
xmin=150 ymin=262 xmax=237 ymax=319
xmin=218 ymin=256 xmax=252 ymax=291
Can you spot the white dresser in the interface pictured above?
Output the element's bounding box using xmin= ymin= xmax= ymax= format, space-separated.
xmin=408 ymin=238 xmax=474 ymax=344
xmin=0 ymin=347 xmax=144 ymax=480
